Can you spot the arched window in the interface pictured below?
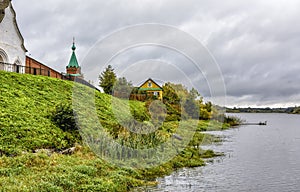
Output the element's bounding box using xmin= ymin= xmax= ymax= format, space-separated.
xmin=14 ymin=59 xmax=21 ymax=65
xmin=0 ymin=49 xmax=9 ymax=71
xmin=14 ymin=59 xmax=22 ymax=73
xmin=0 ymin=48 xmax=8 ymax=63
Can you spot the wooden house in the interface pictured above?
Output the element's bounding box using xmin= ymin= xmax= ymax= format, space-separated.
xmin=138 ymin=78 xmax=163 ymax=100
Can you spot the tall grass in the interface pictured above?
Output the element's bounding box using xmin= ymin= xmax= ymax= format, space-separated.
xmin=0 ymin=71 xmax=227 ymax=191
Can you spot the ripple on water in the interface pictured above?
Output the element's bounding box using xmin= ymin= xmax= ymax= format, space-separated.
xmin=146 ymin=114 xmax=300 ymax=192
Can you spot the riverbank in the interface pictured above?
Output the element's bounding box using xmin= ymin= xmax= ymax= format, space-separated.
xmin=0 ymin=121 xmax=225 ymax=191
xmin=0 ymin=71 xmax=237 ymax=191
xmin=148 ymin=113 xmax=300 ymax=191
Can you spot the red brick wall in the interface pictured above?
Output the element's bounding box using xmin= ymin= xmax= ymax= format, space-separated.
xmin=66 ymin=67 xmax=81 ymax=75
xmin=25 ymin=56 xmax=62 ymax=79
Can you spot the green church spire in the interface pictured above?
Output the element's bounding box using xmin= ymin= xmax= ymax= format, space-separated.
xmin=67 ymin=38 xmax=79 ymax=68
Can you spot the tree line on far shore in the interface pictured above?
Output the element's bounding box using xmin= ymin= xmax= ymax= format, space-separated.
xmin=226 ymin=106 xmax=300 ymax=114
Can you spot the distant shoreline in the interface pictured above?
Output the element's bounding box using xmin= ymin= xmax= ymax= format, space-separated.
xmin=226 ymin=107 xmax=300 ymax=114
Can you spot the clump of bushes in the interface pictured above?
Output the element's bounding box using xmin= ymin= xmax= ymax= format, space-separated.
xmin=51 ymin=103 xmax=82 ymax=145
xmin=224 ymin=116 xmax=243 ymax=126
xmin=51 ymin=103 xmax=77 ymax=132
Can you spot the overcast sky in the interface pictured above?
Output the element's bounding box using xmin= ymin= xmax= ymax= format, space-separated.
xmin=12 ymin=0 xmax=300 ymax=107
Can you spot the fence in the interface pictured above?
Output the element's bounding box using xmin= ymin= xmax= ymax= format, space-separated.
xmin=0 ymin=61 xmax=100 ymax=92
xmin=0 ymin=62 xmax=25 ymax=74
xmin=0 ymin=62 xmax=162 ymax=100
xmin=0 ymin=61 xmax=53 ymax=76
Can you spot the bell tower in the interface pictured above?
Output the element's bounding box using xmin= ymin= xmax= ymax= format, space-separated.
xmin=66 ymin=38 xmax=82 ymax=79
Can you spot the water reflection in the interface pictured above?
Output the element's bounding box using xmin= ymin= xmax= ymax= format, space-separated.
xmin=143 ymin=113 xmax=300 ymax=192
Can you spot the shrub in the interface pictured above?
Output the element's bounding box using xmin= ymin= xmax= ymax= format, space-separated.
xmin=224 ymin=116 xmax=243 ymax=126
xmin=51 ymin=103 xmax=77 ymax=132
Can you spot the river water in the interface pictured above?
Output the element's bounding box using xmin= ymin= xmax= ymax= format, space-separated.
xmin=148 ymin=113 xmax=300 ymax=192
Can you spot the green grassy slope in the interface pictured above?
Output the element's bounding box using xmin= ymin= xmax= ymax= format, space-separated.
xmin=0 ymin=71 xmax=150 ymax=155
xmin=0 ymin=71 xmax=222 ymax=191
xmin=0 ymin=71 xmax=77 ymax=155
xmin=0 ymin=71 xmax=151 ymax=191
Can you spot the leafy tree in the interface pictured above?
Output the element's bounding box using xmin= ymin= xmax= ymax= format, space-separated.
xmin=199 ymin=102 xmax=213 ymax=120
xmin=189 ymin=88 xmax=200 ymax=100
xmin=200 ymin=107 xmax=211 ymax=120
xmin=162 ymin=83 xmax=182 ymax=121
xmin=162 ymin=83 xmax=180 ymax=104
xmin=113 ymin=77 xmax=134 ymax=98
xmin=205 ymin=101 xmax=212 ymax=112
xmin=292 ymin=106 xmax=300 ymax=114
xmin=99 ymin=65 xmax=117 ymax=95
xmin=184 ymin=88 xmax=201 ymax=119
xmin=184 ymin=96 xmax=199 ymax=119
xmin=167 ymin=83 xmax=189 ymax=101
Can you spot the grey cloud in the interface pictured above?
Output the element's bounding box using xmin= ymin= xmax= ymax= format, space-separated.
xmin=11 ymin=0 xmax=300 ymax=107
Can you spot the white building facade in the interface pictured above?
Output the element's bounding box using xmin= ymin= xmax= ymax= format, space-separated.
xmin=0 ymin=0 xmax=26 ymax=73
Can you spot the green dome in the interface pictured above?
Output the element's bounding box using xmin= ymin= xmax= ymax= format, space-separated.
xmin=72 ymin=43 xmax=76 ymax=51
xmin=67 ymin=42 xmax=79 ymax=68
